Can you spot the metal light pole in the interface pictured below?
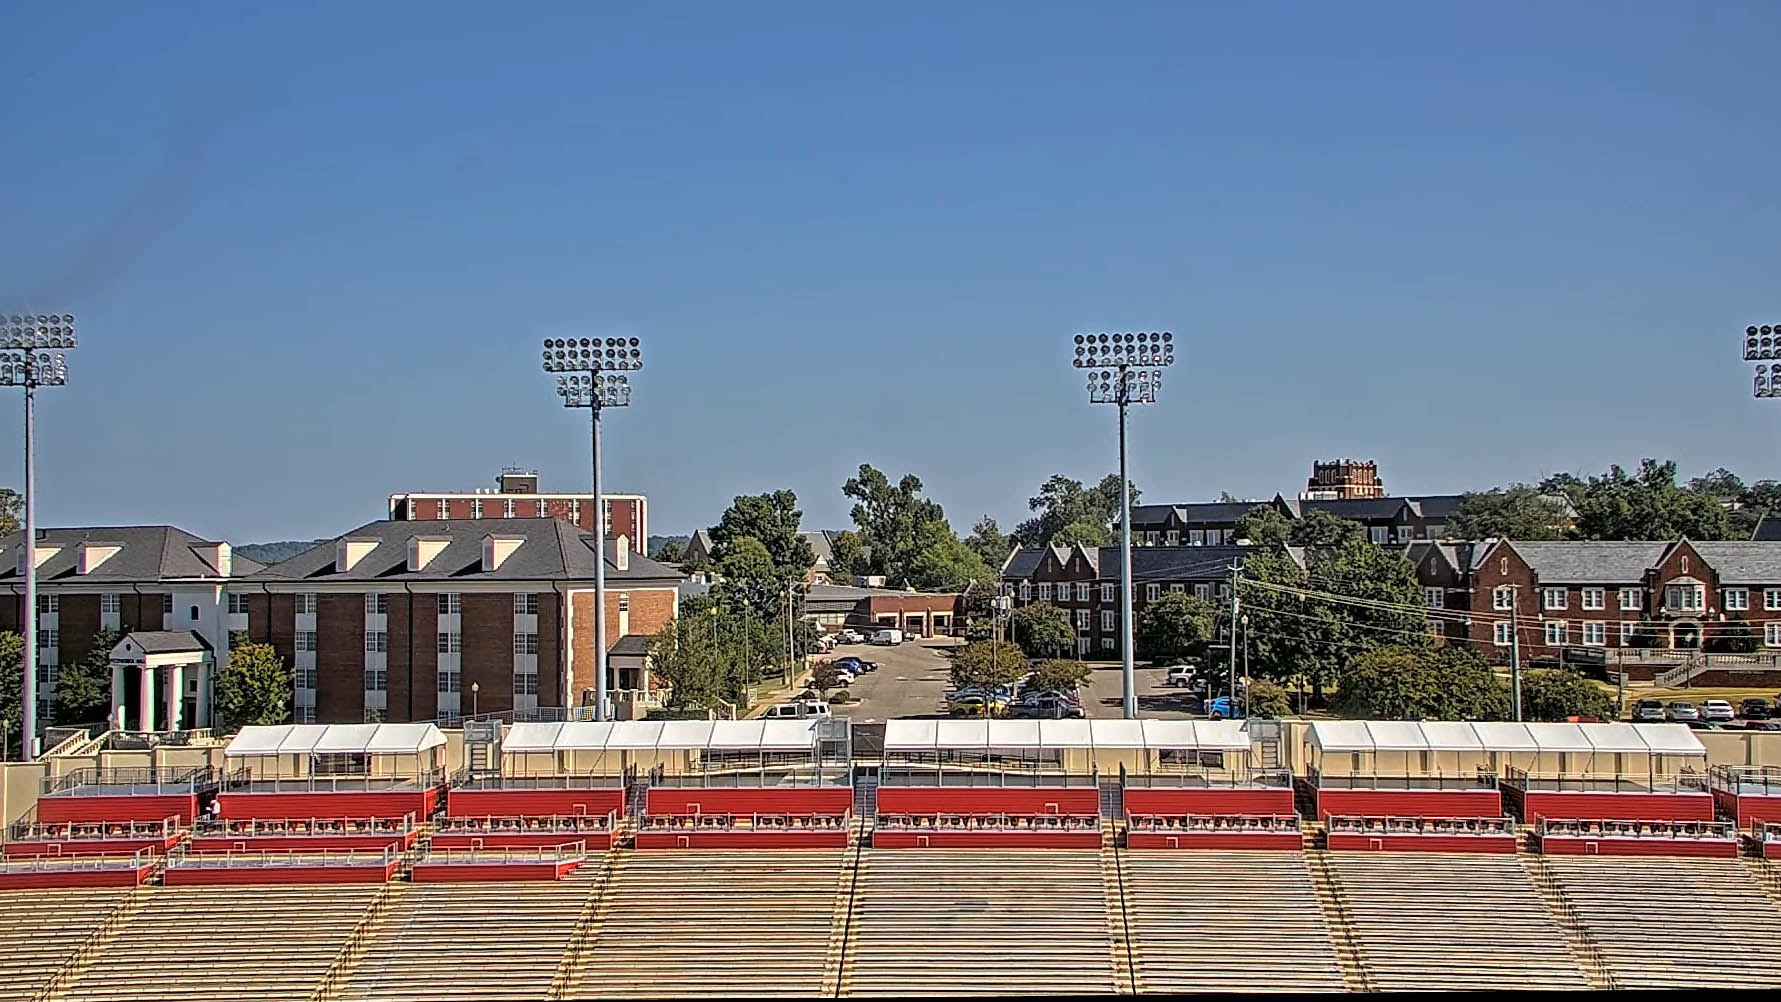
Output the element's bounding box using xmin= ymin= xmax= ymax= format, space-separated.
xmin=543 ymin=336 xmax=642 ymax=722
xmin=1074 ymin=331 xmax=1174 ymax=719
xmin=1 ymin=313 xmax=75 ymax=763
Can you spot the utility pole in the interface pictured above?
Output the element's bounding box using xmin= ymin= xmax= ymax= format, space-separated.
xmin=1227 ymin=563 xmax=1241 ymax=717
xmin=1616 ymin=646 xmax=1626 ymax=721
xmin=1510 ymin=585 xmax=1523 ymax=722
xmin=1241 ymin=612 xmax=1250 ymax=719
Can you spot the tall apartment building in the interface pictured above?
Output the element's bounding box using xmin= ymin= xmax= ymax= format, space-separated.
xmin=389 ymin=468 xmax=647 ymax=556
xmin=0 ymin=526 xmax=263 ymax=729
xmin=1302 ymin=458 xmax=1386 ymax=500
xmin=237 ymin=518 xmax=682 ymax=725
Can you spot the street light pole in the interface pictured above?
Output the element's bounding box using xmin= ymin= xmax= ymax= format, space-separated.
xmin=543 ymin=336 xmax=642 ymax=722
xmin=1 ymin=313 xmax=75 ymax=763
xmin=1074 ymin=332 xmax=1174 ymax=720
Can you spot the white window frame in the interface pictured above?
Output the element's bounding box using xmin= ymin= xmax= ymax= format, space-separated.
xmin=513 ymin=632 xmax=540 ymax=655
xmin=1582 ymin=621 xmax=1605 ymax=646
xmin=1425 ymin=587 xmax=1444 ymax=609
xmin=1766 ymin=588 xmax=1781 ymax=612
xmin=437 ymin=631 xmax=461 ymax=655
xmin=437 ymin=669 xmax=461 ymax=694
xmin=365 ymin=631 xmax=388 ymax=654
xmin=1075 ymin=583 xmax=1089 ymax=602
xmin=1100 ymin=583 xmax=1114 ymax=602
xmin=1665 ymin=584 xmax=1704 ymax=613
xmin=1038 ymin=583 xmax=1052 ymax=601
xmin=471 ymin=498 xmax=483 ymax=520
xmin=1543 ymin=588 xmax=1567 ymax=611
xmin=1493 ymin=621 xmax=1513 ymax=646
xmin=1369 ymin=526 xmax=1389 ymax=544
xmin=1767 ymin=623 xmax=1781 ymax=649
xmin=438 ymin=592 xmax=461 ymax=614
xmin=101 ymin=593 xmax=122 ymax=615
xmin=619 ymin=593 xmax=631 ymax=613
xmin=1493 ymin=587 xmax=1514 ymax=611
xmin=364 ymin=667 xmax=388 ymax=690
xmin=1195 ymin=583 xmax=1212 ymax=601
xmin=1726 ymin=588 xmax=1750 ymax=612
xmin=365 ymin=592 xmax=388 ymax=615
xmin=1019 ymin=581 xmax=1031 ymax=602
xmin=1146 ymin=532 xmax=1160 ymax=547
xmin=1189 ymin=530 xmax=1205 ymax=546
xmin=1100 ymin=610 xmax=1115 ymax=632
xmin=1620 ymin=621 xmax=1636 ymax=646
xmin=1170 ymin=583 xmax=1184 ymax=594
xmin=514 ymin=592 xmax=540 ymax=615
xmin=37 ymin=594 xmax=57 ymax=614
xmin=295 ymin=631 xmax=317 ymax=653
xmin=1581 ymin=588 xmax=1604 ymax=611
xmin=1165 ymin=530 xmax=1179 ymax=546
xmin=1543 ymin=620 xmax=1567 ymax=646
xmin=295 ymin=592 xmax=317 ymax=615
xmin=1621 ymin=588 xmax=1644 ymax=611
xmin=514 ymin=672 xmax=541 ymax=696
xmin=1074 ymin=609 xmax=1089 ymax=631
xmin=162 ymin=594 xmax=173 ymax=615
xmin=1145 ymin=583 xmax=1161 ymax=602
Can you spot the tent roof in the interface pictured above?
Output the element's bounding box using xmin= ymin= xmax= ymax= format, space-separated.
xmin=880 ymin=717 xmax=1254 ymax=752
xmin=654 ymin=720 xmax=717 ymax=749
xmin=1633 ymin=723 xmax=1707 ymax=755
xmin=1417 ymin=721 xmax=1485 ymax=752
xmin=601 ymin=721 xmax=666 ymax=749
xmin=1088 ymin=718 xmax=1148 ymax=749
xmin=1365 ymin=721 xmax=1430 ymax=752
xmin=883 ymin=719 xmax=939 ymax=751
xmin=225 ymin=722 xmax=443 ymax=757
xmin=1469 ymin=721 xmax=1538 ymax=751
xmin=1309 ymin=721 xmax=1375 ymax=752
xmin=223 ymin=724 xmax=294 ymax=756
xmin=757 ymin=719 xmax=822 ymax=751
xmin=1192 ymin=719 xmax=1255 ymax=752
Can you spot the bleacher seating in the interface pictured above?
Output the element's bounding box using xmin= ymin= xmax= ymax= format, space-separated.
xmin=0 ymin=888 xmax=129 ymax=1002
xmin=558 ymin=851 xmax=843 ymax=998
xmin=1121 ymin=852 xmax=1346 ymax=993
xmin=1546 ymin=857 xmax=1781 ymax=988
xmin=1327 ymin=853 xmax=1588 ymax=991
xmin=845 ymin=849 xmax=1117 ymax=996
xmin=333 ymin=865 xmax=604 ymax=1000
xmin=52 ymin=884 xmax=382 ymax=1001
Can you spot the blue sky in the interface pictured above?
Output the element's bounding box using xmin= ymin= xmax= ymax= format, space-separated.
xmin=3 ymin=2 xmax=1779 ymax=544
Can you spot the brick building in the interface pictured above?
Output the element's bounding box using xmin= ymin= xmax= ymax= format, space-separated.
xmin=1000 ymin=544 xmax=1295 ymax=656
xmin=389 ymin=468 xmax=647 ymax=556
xmin=0 ymin=526 xmax=263 ymax=728
xmin=1128 ymin=494 xmax=1464 ymax=547
xmin=1411 ymin=538 xmax=1781 ymax=660
xmin=1302 ymin=458 xmax=1387 ymax=500
xmin=236 ymin=518 xmax=682 ymax=724
xmin=802 ymin=584 xmax=963 ymax=637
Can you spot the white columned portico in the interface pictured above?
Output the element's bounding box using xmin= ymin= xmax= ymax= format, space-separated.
xmin=111 ymin=662 xmax=127 ymax=730
xmin=110 ymin=632 xmax=214 ymax=733
xmin=136 ymin=666 xmax=154 ymax=732
xmin=165 ymin=664 xmax=184 ymax=732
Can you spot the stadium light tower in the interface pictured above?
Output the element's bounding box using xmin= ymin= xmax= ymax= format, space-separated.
xmin=1073 ymin=331 xmax=1174 ymax=719
xmin=0 ymin=313 xmax=76 ymax=762
xmin=1746 ymin=324 xmax=1781 ymax=400
xmin=542 ymin=336 xmax=642 ymax=722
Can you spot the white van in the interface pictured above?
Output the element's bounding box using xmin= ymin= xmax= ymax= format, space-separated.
xmin=765 ymin=700 xmax=831 ymax=719
xmin=872 ymin=629 xmax=904 ymax=646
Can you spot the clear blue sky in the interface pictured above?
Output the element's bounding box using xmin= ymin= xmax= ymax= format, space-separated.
xmin=3 ymin=2 xmax=1779 ymax=544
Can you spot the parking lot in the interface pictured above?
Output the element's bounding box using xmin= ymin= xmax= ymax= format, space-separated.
xmin=811 ymin=642 xmax=1217 ymax=722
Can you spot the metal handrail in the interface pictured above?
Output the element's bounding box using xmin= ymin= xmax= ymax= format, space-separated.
xmin=221 ymin=767 xmax=445 ymax=793
xmin=435 ymin=812 xmax=617 ymax=834
xmin=1127 ymin=813 xmax=1301 ymax=834
xmin=7 ymin=814 xmax=181 ymax=843
xmin=639 ymin=812 xmax=850 ymax=832
xmin=1325 ymin=814 xmax=1516 ymax=836
xmin=872 ymin=812 xmax=1099 ymax=833
xmin=190 ymin=814 xmax=416 ymax=839
xmin=1537 ymin=816 xmax=1736 ymax=840
xmin=1305 ymin=768 xmax=1499 ymax=791
xmin=1120 ymin=769 xmax=1292 ymax=789
xmin=42 ymin=766 xmax=214 ymax=796
xmin=876 ymin=767 xmax=1099 ymax=789
xmin=644 ymin=768 xmax=852 ymax=789
xmin=1709 ymin=764 xmax=1781 ymax=796
xmin=449 ymin=772 xmax=626 ymax=790
xmin=1502 ymin=767 xmax=1709 ymax=794
xmin=0 ymin=847 xmax=154 ymax=872
xmin=418 ymin=841 xmax=587 ymax=865
xmin=166 ymin=844 xmax=398 ymax=869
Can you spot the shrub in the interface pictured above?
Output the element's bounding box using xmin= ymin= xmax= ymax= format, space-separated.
xmin=829 ymin=690 xmax=852 ymax=704
xmin=1247 ymin=680 xmax=1292 ymax=718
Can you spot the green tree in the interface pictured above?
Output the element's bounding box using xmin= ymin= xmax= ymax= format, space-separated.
xmin=963 ymin=516 xmax=1012 ymax=570
xmin=1289 ymin=510 xmax=1368 ymax=548
xmin=1135 ymin=592 xmax=1216 ymax=663
xmin=710 ymin=490 xmax=816 ymax=577
xmin=649 ymin=608 xmax=727 ymax=711
xmin=1710 ymin=615 xmax=1761 ymax=654
xmin=0 ymin=489 xmax=19 ymax=538
xmin=1050 ymin=520 xmax=1109 ymax=548
xmin=1217 ymin=491 xmax=1243 ymax=503
xmin=828 ymin=529 xmax=869 ymax=579
xmin=948 ymin=640 xmax=1030 ymax=691
xmin=1029 ymin=658 xmax=1093 ymax=693
xmin=713 ymin=537 xmax=784 ymax=621
xmin=1519 ymin=668 xmax=1617 ymax=721
xmin=215 ymin=642 xmax=293 ymax=729
xmin=54 ymin=627 xmax=120 ymax=725
xmin=1571 ymin=459 xmax=1733 ymax=541
xmin=843 ymin=465 xmax=952 ymax=584
xmin=1233 ymin=505 xmax=1294 ymax=547
xmin=1449 ymin=486 xmax=1574 ymax=540
xmin=1247 ymin=679 xmax=1292 ymax=718
xmin=1011 ymin=603 xmax=1075 ymax=658
xmin=909 ymin=535 xmax=995 ymax=593
xmin=650 ymin=538 xmax=688 ymax=564
xmin=1011 ymin=474 xmax=1139 ymax=547
xmin=1340 ymin=645 xmax=1510 ymax=720
xmin=0 ymin=632 xmax=20 ymax=757
xmin=807 ymin=661 xmax=844 ymax=699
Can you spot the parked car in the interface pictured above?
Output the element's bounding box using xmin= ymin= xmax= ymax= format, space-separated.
xmin=946 ymin=693 xmax=1007 ymax=717
xmin=831 ymin=657 xmax=877 ymax=673
xmin=1748 ymin=721 xmax=1781 ymax=732
xmin=810 ymin=634 xmax=836 ymax=654
xmin=1665 ymin=701 xmax=1699 ymax=722
xmin=835 ymin=630 xmax=863 ymax=644
xmin=872 ymin=629 xmax=904 ymax=646
xmin=1740 ymin=698 xmax=1772 ymax=721
xmin=1632 ymin=699 xmax=1666 ymax=723
xmin=1204 ymin=696 xmax=1244 ymax=720
xmin=1701 ymin=699 xmax=1736 ymax=723
xmin=765 ymin=700 xmax=830 ymax=719
xmin=1165 ymin=664 xmax=1197 ymax=688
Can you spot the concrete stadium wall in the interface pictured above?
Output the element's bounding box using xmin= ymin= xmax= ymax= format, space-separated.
xmin=875 ymin=787 xmax=1099 ymax=815
xmin=446 ymin=788 xmax=624 ymax=818
xmin=645 ymin=787 xmax=851 ymax=817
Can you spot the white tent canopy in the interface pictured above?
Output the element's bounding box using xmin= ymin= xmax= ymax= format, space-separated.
xmin=881 ymin=717 xmax=1257 ymax=753
xmin=225 ymin=722 xmax=445 ymax=757
xmin=499 ymin=719 xmax=819 ymax=755
xmin=1309 ymin=721 xmax=1705 ymax=757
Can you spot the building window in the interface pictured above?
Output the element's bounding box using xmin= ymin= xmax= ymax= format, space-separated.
xmin=1189 ymin=530 xmax=1205 ymax=546
xmin=1425 ymin=588 xmax=1444 ymax=609
xmin=503 ymin=499 xmax=516 ymax=519
xmin=1074 ymin=609 xmax=1089 ymax=631
xmin=1581 ymin=588 xmax=1604 ymax=610
xmin=1100 ymin=583 xmax=1114 ymax=602
xmin=515 ymin=672 xmax=540 ymax=696
xmin=1038 ymin=583 xmax=1052 ymax=601
xmin=1170 ymin=583 xmax=1184 ymax=594
xmin=190 ymin=605 xmax=199 ymax=621
xmin=1018 ymin=582 xmax=1031 ymax=602
xmin=619 ymin=593 xmax=630 ymax=612
xmin=1768 ymin=623 xmax=1781 ymax=648
xmin=37 ymin=629 xmax=58 ymax=650
xmin=1766 ymin=588 xmax=1781 ymax=612
xmin=513 ymin=632 xmax=540 ymax=655
xmin=1494 ymin=621 xmax=1513 ymax=646
xmin=438 ymin=632 xmax=461 ymax=654
xmin=1101 ymin=637 xmax=1115 ymax=651
xmin=1146 ymin=532 xmax=1160 ymax=547
xmin=1100 ymin=611 xmax=1115 ymax=632
xmin=514 ymin=593 xmax=540 ymax=615
xmin=1145 ymin=584 xmax=1161 ymax=602
xmin=1002 ymin=582 xmax=1014 ymax=597
xmin=438 ymin=593 xmax=461 ymax=614
xmin=1726 ymin=588 xmax=1750 ymax=612
xmin=1369 ymin=526 xmax=1389 ymax=544
xmin=1664 ymin=584 xmax=1704 ymax=613
xmin=1075 ymin=583 xmax=1090 ymax=602
xmin=438 ymin=670 xmax=461 ymax=694
xmin=365 ymin=631 xmax=388 ymax=654
xmin=295 ymin=593 xmax=317 ymax=615
xmin=1583 ymin=622 xmax=1606 ymax=646
xmin=1620 ymin=621 xmax=1636 ymax=646
xmin=1165 ymin=531 xmax=1179 ymax=546
xmin=1493 ymin=587 xmax=1514 ymax=611
xmin=162 ymin=594 xmax=173 ymax=615
xmin=295 ymin=631 xmax=317 ymax=653
xmin=101 ymin=593 xmax=122 ymax=615
xmin=471 ymin=499 xmax=483 ymax=519
xmin=365 ymin=593 xmax=388 ymax=615
xmin=1195 ymin=583 xmax=1212 ymax=602
xmin=36 ymin=594 xmax=57 ymax=614
xmin=1619 ymin=589 xmax=1643 ymax=611
xmin=1543 ymin=588 xmax=1566 ymax=610
xmin=1544 ymin=621 xmax=1567 ymax=645
xmin=364 ymin=668 xmax=388 ymax=690
xmin=294 ymin=665 xmax=316 ymax=689
xmin=227 ymin=593 xmax=249 ymax=614
xmin=294 ymin=705 xmax=315 ymax=724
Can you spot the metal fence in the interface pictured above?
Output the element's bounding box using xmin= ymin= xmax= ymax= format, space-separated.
xmin=645 ymin=764 xmax=852 ymax=789
xmin=1128 ymin=813 xmax=1301 ymax=834
xmin=166 ymin=844 xmax=398 ymax=869
xmin=1121 ymin=768 xmax=1292 ymax=789
xmin=449 ymin=771 xmax=626 ymax=791
xmin=190 ymin=814 xmax=416 ymax=839
xmin=1537 ymin=817 xmax=1736 ymax=840
xmin=418 ymin=841 xmax=588 ymax=866
xmin=1709 ymin=764 xmax=1781 ymax=796
xmin=42 ymin=766 xmax=214 ymax=797
xmin=0 ymin=847 xmax=153 ymax=874
xmin=435 ymin=813 xmax=616 ymax=835
xmin=1503 ymin=765 xmax=1708 ymax=794
xmin=873 ymin=812 xmax=1098 ymax=832
xmin=7 ymin=815 xmax=181 ymax=844
xmin=1325 ymin=814 xmax=1515 ymax=836
xmin=877 ymin=766 xmax=1099 ymax=789
xmin=1306 ymin=768 xmax=1498 ymax=792
xmin=220 ymin=767 xmax=445 ymax=793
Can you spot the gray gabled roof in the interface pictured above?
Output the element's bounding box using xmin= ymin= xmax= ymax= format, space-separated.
xmin=0 ymin=526 xmax=260 ymax=583
xmin=1510 ymin=541 xmax=1669 ymax=584
xmin=1406 ymin=495 xmax=1465 ymax=520
xmin=609 ymin=634 xmax=653 ymax=658
xmin=1302 ymin=497 xmax=1415 ymax=521
xmin=1754 ymin=515 xmax=1781 ymax=543
xmin=122 ymin=630 xmax=213 ymax=655
xmin=1687 ymin=542 xmax=1781 ymax=585
xmin=1002 ymin=548 xmax=1044 ymax=579
xmin=242 ymin=519 xmax=684 ymax=585
xmin=1000 ymin=544 xmax=1285 ymax=582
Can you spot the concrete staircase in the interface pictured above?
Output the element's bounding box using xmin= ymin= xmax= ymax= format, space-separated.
xmin=1099 ymin=846 xmax=1137 ymax=994
xmin=34 ymin=889 xmax=147 ymax=1002
xmin=1519 ymin=855 xmax=1615 ymax=991
xmin=1303 ymin=850 xmax=1374 ymax=993
xmin=1743 ymin=856 xmax=1781 ymax=910
xmin=547 ymin=852 xmax=627 ymax=999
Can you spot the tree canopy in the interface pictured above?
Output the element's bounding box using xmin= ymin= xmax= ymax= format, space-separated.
xmin=1029 ymin=659 xmax=1093 ymax=693
xmin=1232 ymin=506 xmax=1363 ymax=549
xmin=1449 ymin=486 xmax=1574 ymax=540
xmin=908 ymin=535 xmax=995 ymax=593
xmin=710 ymin=490 xmax=815 ymax=576
xmin=650 ymin=538 xmax=688 ymax=564
xmin=1011 ymin=603 xmax=1075 ymax=659
xmin=827 ymin=529 xmax=869 ymax=579
xmin=1011 ymin=474 xmax=1138 ymax=548
xmin=1050 ymin=520 xmax=1110 ymax=548
xmin=1340 ymin=645 xmax=1510 ymax=721
xmin=215 ymin=642 xmax=293 ymax=729
xmin=1568 ymin=460 xmax=1732 ymax=541
xmin=843 ymin=465 xmax=953 ymax=585
xmin=948 ymin=640 xmax=1030 ymax=691
xmin=55 ymin=627 xmax=120 ymax=725
xmin=0 ymin=632 xmax=20 ymax=757
xmin=0 ymin=489 xmax=19 ymax=538
xmin=1519 ymin=669 xmax=1618 ymax=721
xmin=1135 ymin=592 xmax=1215 ymax=663
xmin=963 ymin=516 xmax=1012 ymax=570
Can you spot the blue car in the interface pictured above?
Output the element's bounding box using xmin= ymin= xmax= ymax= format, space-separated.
xmin=1204 ymin=696 xmax=1244 ymax=720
